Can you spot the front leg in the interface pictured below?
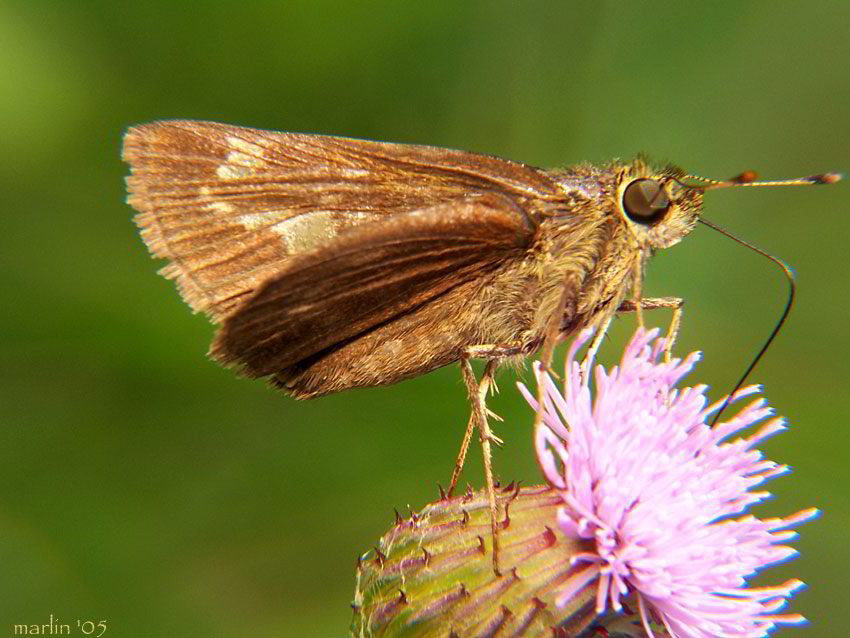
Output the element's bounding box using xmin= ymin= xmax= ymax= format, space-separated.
xmin=577 ymin=297 xmax=683 ymax=391
xmin=617 ymin=296 xmax=684 ymax=362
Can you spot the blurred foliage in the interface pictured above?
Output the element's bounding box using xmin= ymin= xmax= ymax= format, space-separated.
xmin=0 ymin=1 xmax=847 ymax=636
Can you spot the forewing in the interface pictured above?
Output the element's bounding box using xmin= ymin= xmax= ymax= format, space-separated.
xmin=123 ymin=120 xmax=558 ymax=320
xmin=210 ymin=193 xmax=537 ymax=379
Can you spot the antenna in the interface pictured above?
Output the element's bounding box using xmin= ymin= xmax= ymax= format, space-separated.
xmin=681 ymin=171 xmax=843 ymax=190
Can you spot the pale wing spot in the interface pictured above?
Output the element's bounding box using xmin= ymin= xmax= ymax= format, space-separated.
xmin=226 ymin=136 xmax=267 ymax=157
xmin=270 ymin=210 xmax=374 ymax=253
xmin=216 ymin=136 xmax=269 ymax=179
xmin=347 ymin=211 xmax=374 ymax=224
xmin=338 ymin=167 xmax=371 ymax=178
xmin=236 ymin=209 xmax=378 ymax=253
xmin=271 ymin=211 xmax=341 ymax=253
xmin=379 ymin=340 xmax=404 ymax=357
xmin=216 ymin=163 xmax=253 ymax=179
xmin=226 ymin=151 xmax=266 ymax=168
xmin=239 ymin=211 xmax=286 ymax=230
xmin=205 ymin=201 xmax=234 ymax=214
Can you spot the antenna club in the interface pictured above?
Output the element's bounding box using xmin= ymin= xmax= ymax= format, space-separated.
xmin=731 ymin=170 xmax=759 ymax=184
xmin=814 ymin=172 xmax=844 ymax=184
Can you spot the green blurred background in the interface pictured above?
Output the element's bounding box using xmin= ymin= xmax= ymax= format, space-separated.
xmin=1 ymin=1 xmax=847 ymax=636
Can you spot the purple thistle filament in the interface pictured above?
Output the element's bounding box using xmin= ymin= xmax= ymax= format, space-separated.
xmin=518 ymin=328 xmax=817 ymax=638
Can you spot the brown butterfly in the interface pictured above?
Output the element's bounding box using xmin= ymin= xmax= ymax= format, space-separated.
xmin=123 ymin=120 xmax=839 ymax=571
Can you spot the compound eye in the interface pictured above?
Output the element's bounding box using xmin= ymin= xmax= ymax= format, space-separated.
xmin=623 ymin=178 xmax=670 ymax=224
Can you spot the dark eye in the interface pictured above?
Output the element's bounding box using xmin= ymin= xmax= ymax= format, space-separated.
xmin=622 ymin=178 xmax=670 ymax=224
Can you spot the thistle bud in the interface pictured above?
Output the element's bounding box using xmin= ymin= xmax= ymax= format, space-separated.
xmin=351 ymin=484 xmax=601 ymax=637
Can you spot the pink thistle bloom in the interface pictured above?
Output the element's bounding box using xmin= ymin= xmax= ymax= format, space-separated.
xmin=518 ymin=328 xmax=817 ymax=638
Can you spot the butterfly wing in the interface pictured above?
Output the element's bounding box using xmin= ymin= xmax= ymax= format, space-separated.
xmin=123 ymin=120 xmax=558 ymax=320
xmin=210 ymin=193 xmax=538 ymax=381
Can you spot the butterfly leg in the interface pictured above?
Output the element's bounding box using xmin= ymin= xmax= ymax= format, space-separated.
xmin=460 ymin=357 xmax=500 ymax=573
xmin=617 ymin=297 xmax=684 ymax=362
xmin=449 ymin=343 xmax=526 ymax=497
xmin=456 ymin=344 xmax=524 ymax=574
xmin=448 ymin=413 xmax=476 ymax=497
xmin=448 ymin=411 xmax=501 ymax=502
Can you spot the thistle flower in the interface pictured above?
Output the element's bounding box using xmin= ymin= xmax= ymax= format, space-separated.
xmin=518 ymin=328 xmax=817 ymax=638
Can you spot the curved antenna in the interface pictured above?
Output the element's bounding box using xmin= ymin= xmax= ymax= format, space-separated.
xmin=697 ymin=218 xmax=795 ymax=426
